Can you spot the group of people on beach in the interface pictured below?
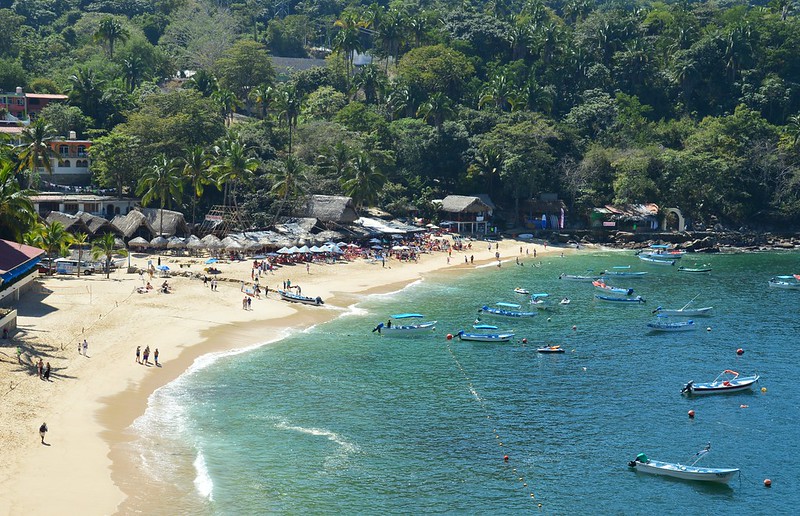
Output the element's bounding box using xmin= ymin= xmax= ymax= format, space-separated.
xmin=135 ymin=345 xmax=158 ymax=366
xmin=37 ymin=358 xmax=51 ymax=380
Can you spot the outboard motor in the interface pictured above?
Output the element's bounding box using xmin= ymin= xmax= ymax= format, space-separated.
xmin=372 ymin=323 xmax=384 ymax=334
xmin=681 ymin=381 xmax=694 ymax=394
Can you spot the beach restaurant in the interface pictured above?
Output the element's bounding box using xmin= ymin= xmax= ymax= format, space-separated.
xmin=0 ymin=240 xmax=45 ymax=336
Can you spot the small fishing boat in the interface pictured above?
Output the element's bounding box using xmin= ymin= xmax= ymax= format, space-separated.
xmin=678 ymin=265 xmax=712 ymax=273
xmin=456 ymin=330 xmax=515 ymax=342
xmin=638 ymin=255 xmax=676 ymax=265
xmin=479 ymin=305 xmax=538 ymax=318
xmin=559 ymin=298 xmax=571 ymax=305
xmin=647 ymin=317 xmax=696 ymax=332
xmin=277 ymin=289 xmax=324 ymax=306
xmin=768 ymin=276 xmax=800 ymax=289
xmin=530 ymin=293 xmax=554 ymax=310
xmin=653 ymin=306 xmax=713 ymax=317
xmin=372 ymin=313 xmax=437 ymax=336
xmin=602 ymin=270 xmax=648 ymax=278
xmin=628 ymin=444 xmax=738 ymax=484
xmin=681 ymin=370 xmax=760 ymax=395
xmin=513 ymin=287 xmax=530 ymax=295
xmin=559 ymin=273 xmax=600 ymax=281
xmin=637 ymin=244 xmax=686 ymax=259
xmin=592 ymin=280 xmax=634 ymax=296
xmin=595 ymin=294 xmax=646 ymax=304
xmin=473 ymin=323 xmax=499 ymax=330
xmin=612 ymin=265 xmax=631 ymax=269
xmin=537 ymin=345 xmax=565 ymax=353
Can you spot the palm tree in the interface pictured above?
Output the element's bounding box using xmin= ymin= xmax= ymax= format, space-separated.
xmin=249 ymin=84 xmax=273 ymax=119
xmin=91 ymin=232 xmax=128 ymax=279
xmin=352 ymin=65 xmax=387 ymax=104
xmin=213 ymin=138 xmax=258 ymax=209
xmin=0 ymin=159 xmax=36 ymax=241
xmin=212 ymin=89 xmax=242 ymax=126
xmin=333 ymin=12 xmax=367 ymax=75
xmin=32 ymin=221 xmax=73 ymax=275
xmin=122 ymin=56 xmax=143 ymax=92
xmin=72 ymin=232 xmax=89 ymax=278
xmin=274 ymin=83 xmax=303 ymax=153
xmin=185 ymin=69 xmax=218 ymax=97
xmin=68 ymin=67 xmax=106 ymax=121
xmin=478 ymin=74 xmax=522 ymax=112
xmin=416 ymin=92 xmax=454 ymax=128
xmin=182 ymin=146 xmax=217 ymax=224
xmin=94 ymin=17 xmax=130 ymax=58
xmin=269 ymin=154 xmax=307 ymax=219
xmin=471 ymin=147 xmax=504 ymax=199
xmin=786 ymin=114 xmax=800 ymax=149
xmin=376 ymin=9 xmax=407 ymax=71
xmin=317 ymin=142 xmax=355 ymax=178
xmin=136 ymin=155 xmax=184 ymax=237
xmin=341 ymin=152 xmax=386 ymax=209
xmin=16 ymin=118 xmax=57 ymax=187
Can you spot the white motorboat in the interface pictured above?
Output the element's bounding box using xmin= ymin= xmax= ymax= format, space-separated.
xmin=456 ymin=330 xmax=515 ymax=343
xmin=681 ymin=370 xmax=760 ymax=395
xmin=628 ymin=444 xmax=738 ymax=484
xmin=372 ymin=313 xmax=437 ymax=336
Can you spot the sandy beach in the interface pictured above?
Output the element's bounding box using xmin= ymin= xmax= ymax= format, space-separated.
xmin=0 ymin=236 xmax=572 ymax=514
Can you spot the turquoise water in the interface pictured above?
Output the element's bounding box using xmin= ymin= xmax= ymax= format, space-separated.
xmin=132 ymin=250 xmax=800 ymax=514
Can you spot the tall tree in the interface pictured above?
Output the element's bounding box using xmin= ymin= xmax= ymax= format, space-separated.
xmin=94 ymin=17 xmax=130 ymax=59
xmin=16 ymin=118 xmax=57 ymax=187
xmin=269 ymin=154 xmax=307 ymax=219
xmin=71 ymin=232 xmax=89 ymax=278
xmin=341 ymin=152 xmax=386 ymax=208
xmin=68 ymin=67 xmax=106 ymax=122
xmin=213 ymin=138 xmax=258 ymax=209
xmin=333 ymin=12 xmax=367 ymax=75
xmin=136 ymin=155 xmax=184 ymax=237
xmin=91 ymin=232 xmax=128 ymax=279
xmin=31 ymin=221 xmax=73 ymax=275
xmin=0 ymin=159 xmax=36 ymax=241
xmin=274 ymin=83 xmax=303 ymax=153
xmin=182 ymin=145 xmax=217 ymax=224
xmin=417 ymin=92 xmax=454 ymax=128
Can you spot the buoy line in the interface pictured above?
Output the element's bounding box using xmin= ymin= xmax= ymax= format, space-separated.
xmin=445 ymin=340 xmax=542 ymax=508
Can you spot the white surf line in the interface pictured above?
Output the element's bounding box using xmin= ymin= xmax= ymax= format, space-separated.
xmin=444 ymin=341 xmax=541 ymax=507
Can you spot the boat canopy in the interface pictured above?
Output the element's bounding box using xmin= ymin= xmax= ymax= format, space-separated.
xmin=650 ymin=244 xmax=671 ymax=249
xmin=496 ymin=302 xmax=521 ymax=308
xmin=473 ymin=324 xmax=499 ymax=329
xmin=531 ymin=293 xmax=549 ymax=298
xmin=391 ymin=313 xmax=424 ymax=319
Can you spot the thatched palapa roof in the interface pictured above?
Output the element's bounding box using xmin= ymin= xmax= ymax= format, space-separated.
xmin=438 ymin=195 xmax=493 ymax=214
xmin=45 ymin=212 xmax=91 ymax=235
xmin=303 ymin=195 xmax=358 ymax=223
xmin=78 ymin=212 xmax=123 ymax=237
xmin=111 ymin=210 xmax=147 ymax=239
xmin=111 ymin=208 xmax=188 ymax=240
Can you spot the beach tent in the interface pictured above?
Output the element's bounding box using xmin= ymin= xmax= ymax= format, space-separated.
xmin=150 ymin=236 xmax=168 ymax=248
xmin=297 ymin=245 xmax=310 ymax=253
xmin=128 ymin=236 xmax=149 ymax=248
xmin=369 ymin=238 xmax=382 ymax=243
xmin=329 ymin=245 xmax=344 ymax=254
xmin=287 ymin=246 xmax=300 ymax=254
xmin=277 ymin=247 xmax=292 ymax=254
xmin=309 ymin=245 xmax=322 ymax=253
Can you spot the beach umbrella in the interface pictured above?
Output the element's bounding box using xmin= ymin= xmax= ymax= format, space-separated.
xmin=200 ymin=234 xmax=224 ymax=249
xmin=391 ymin=234 xmax=404 ymax=239
xmin=298 ymin=245 xmax=310 ymax=253
xmin=128 ymin=236 xmax=149 ymax=248
xmin=369 ymin=238 xmax=381 ymax=243
xmin=205 ymin=258 xmax=218 ymax=264
xmin=309 ymin=245 xmax=323 ymax=253
xmin=287 ymin=246 xmax=300 ymax=254
xmin=392 ymin=245 xmax=409 ymax=251
xmin=371 ymin=245 xmax=383 ymax=250
xmin=187 ymin=237 xmax=205 ymax=250
xmin=337 ymin=242 xmax=348 ymax=247
xmin=167 ymin=236 xmax=187 ymax=249
xmin=347 ymin=243 xmax=360 ymax=248
xmin=150 ymin=236 xmax=168 ymax=248
xmin=329 ymin=245 xmax=344 ymax=254
xmin=156 ymin=265 xmax=169 ymax=271
xmin=277 ymin=247 xmax=292 ymax=254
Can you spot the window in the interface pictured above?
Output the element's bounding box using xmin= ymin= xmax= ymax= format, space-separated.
xmin=62 ymin=160 xmax=71 ymax=167
xmin=77 ymin=145 xmax=86 ymax=157
xmin=64 ymin=203 xmax=79 ymax=212
xmin=59 ymin=145 xmax=69 ymax=157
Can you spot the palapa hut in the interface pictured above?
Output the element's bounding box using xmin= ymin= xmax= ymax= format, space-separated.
xmin=111 ymin=208 xmax=189 ymax=241
xmin=303 ymin=195 xmax=358 ymax=226
xmin=45 ymin=212 xmax=91 ymax=235
xmin=436 ymin=195 xmax=494 ymax=234
xmin=523 ymin=194 xmax=567 ymax=230
xmin=78 ymin=212 xmax=123 ymax=237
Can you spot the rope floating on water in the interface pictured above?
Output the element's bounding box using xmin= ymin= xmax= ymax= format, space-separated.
xmin=445 ymin=340 xmax=541 ymax=507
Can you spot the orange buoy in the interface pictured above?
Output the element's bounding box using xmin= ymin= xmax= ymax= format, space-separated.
xmin=688 ymin=410 xmax=695 ymax=419
xmin=446 ymin=333 xmax=453 ymax=340
xmin=504 ymin=455 xmax=509 ymax=462
xmin=762 ymin=387 xmax=767 ymax=393
xmin=736 ymin=348 xmax=744 ymax=355
xmin=764 ymin=478 xmax=772 ymax=487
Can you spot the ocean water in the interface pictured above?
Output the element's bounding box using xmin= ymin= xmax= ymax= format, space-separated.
xmin=130 ymin=250 xmax=800 ymax=514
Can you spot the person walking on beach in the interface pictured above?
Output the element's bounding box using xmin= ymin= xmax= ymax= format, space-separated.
xmin=247 ymin=297 xmax=252 ymax=310
xmin=143 ymin=346 xmax=150 ymax=365
xmin=136 ymin=346 xmax=141 ymax=364
xmin=44 ymin=362 xmax=51 ymax=381
xmin=39 ymin=422 xmax=48 ymax=444
xmin=82 ymin=339 xmax=88 ymax=357
xmin=154 ymin=348 xmax=159 ymax=366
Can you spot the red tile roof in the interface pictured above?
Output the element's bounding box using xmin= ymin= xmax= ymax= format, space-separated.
xmin=0 ymin=239 xmax=45 ymax=275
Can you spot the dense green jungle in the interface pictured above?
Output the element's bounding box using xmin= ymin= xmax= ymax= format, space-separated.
xmin=2 ymin=0 xmax=800 ymax=242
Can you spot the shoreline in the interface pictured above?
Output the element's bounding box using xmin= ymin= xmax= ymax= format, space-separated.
xmin=0 ymin=237 xmax=578 ymax=514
